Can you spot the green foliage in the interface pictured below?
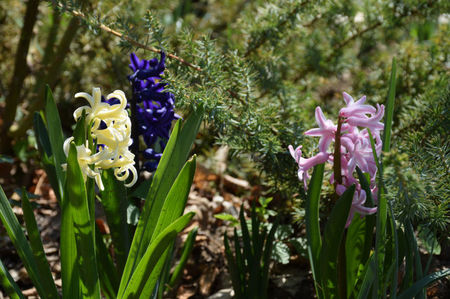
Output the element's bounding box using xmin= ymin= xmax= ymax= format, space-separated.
xmin=224 ymin=204 xmax=278 ymax=299
xmin=386 ymin=78 xmax=450 ymax=243
xmin=0 ymin=87 xmax=202 ymax=297
xmin=1 ymin=0 xmax=447 ymax=201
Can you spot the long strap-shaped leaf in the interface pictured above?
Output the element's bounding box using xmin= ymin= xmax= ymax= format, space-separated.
xmin=0 ymin=186 xmax=47 ymax=298
xmin=120 ymin=212 xmax=195 ymax=298
xmin=21 ymin=190 xmax=59 ymax=298
xmin=44 ymin=85 xmax=66 ymax=201
xmin=0 ymin=259 xmax=25 ymax=299
xmin=397 ymin=269 xmax=450 ymax=299
xmin=63 ymin=143 xmax=100 ymax=298
xmin=33 ymin=112 xmax=61 ymax=202
xmin=100 ymin=169 xmax=130 ymax=276
xmin=319 ymin=184 xmax=355 ymax=298
xmin=119 ymin=106 xmax=203 ymax=291
xmin=118 ymin=156 xmax=197 ymax=297
xmin=305 ymin=163 xmax=324 ymax=295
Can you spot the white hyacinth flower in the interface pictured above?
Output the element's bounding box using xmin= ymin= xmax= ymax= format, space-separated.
xmin=63 ymin=87 xmax=137 ymax=190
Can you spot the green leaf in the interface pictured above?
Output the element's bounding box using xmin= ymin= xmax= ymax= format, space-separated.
xmin=261 ymin=218 xmax=278 ymax=297
xmin=119 ymin=106 xmax=203 ymax=290
xmin=100 ymin=169 xmax=130 ymax=275
xmin=319 ymin=185 xmax=355 ymax=298
xmin=0 ymin=259 xmax=25 ymax=299
xmin=120 ymin=213 xmax=195 ymax=298
xmin=138 ymin=156 xmax=198 ymax=298
xmin=33 ymin=112 xmax=52 ymax=158
xmin=382 ymin=58 xmax=397 ymax=153
xmin=272 ymin=241 xmax=290 ymax=264
xmin=149 ymin=156 xmax=196 ymax=244
xmin=224 ymin=233 xmax=242 ymax=297
xmin=20 ymin=189 xmax=58 ymax=298
xmin=398 ymin=269 xmax=450 ymax=299
xmin=168 ymin=227 xmax=198 ymax=288
xmin=95 ymin=226 xmax=119 ymax=298
xmin=33 ymin=112 xmax=61 ymax=202
xmin=128 ymin=179 xmax=152 ymax=200
xmin=346 ymin=215 xmax=369 ymax=297
xmin=356 ymin=255 xmax=376 ymax=299
xmin=305 ymin=164 xmax=324 ymax=288
xmin=0 ymin=186 xmax=47 ymax=298
xmin=405 ymin=220 xmax=424 ymax=299
xmin=44 ymin=85 xmax=66 ymax=201
xmin=214 ymin=213 xmax=239 ymax=225
xmin=63 ymin=142 xmax=100 ymax=298
xmin=418 ymin=226 xmax=441 ymax=255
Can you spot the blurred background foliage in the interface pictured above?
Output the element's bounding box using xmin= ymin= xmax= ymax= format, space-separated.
xmin=0 ymin=0 xmax=448 ymax=244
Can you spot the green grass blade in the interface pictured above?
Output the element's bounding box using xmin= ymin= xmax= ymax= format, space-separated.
xmin=398 ymin=269 xmax=450 ymax=299
xmin=0 ymin=259 xmax=25 ymax=299
xmin=100 ymin=169 xmax=130 ymax=275
xmin=21 ymin=189 xmax=58 ymax=298
xmin=168 ymin=227 xmax=198 ymax=288
xmin=120 ymin=106 xmax=203 ymax=289
xmin=319 ymin=184 xmax=355 ymax=297
xmin=382 ymin=58 xmax=397 ymax=153
xmin=44 ymin=85 xmax=66 ymax=200
xmin=224 ymin=233 xmax=242 ymax=298
xmin=261 ymin=219 xmax=278 ymax=298
xmin=120 ymin=213 xmax=195 ymax=298
xmin=0 ymin=186 xmax=47 ymax=298
xmin=64 ymin=142 xmax=100 ymax=298
xmin=239 ymin=205 xmax=257 ymax=296
xmin=305 ymin=164 xmax=324 ymax=286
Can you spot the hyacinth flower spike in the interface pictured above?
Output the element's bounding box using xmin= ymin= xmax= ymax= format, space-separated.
xmin=127 ymin=52 xmax=180 ymax=172
xmin=304 ymin=107 xmax=337 ymax=153
xmin=290 ymin=91 xmax=382 ymax=227
xmin=64 ymin=87 xmax=137 ymax=190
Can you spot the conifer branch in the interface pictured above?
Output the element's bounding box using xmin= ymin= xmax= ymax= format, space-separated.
xmin=61 ymin=4 xmax=203 ymax=72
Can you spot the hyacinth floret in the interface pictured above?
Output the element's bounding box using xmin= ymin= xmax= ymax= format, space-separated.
xmin=63 ymin=87 xmax=137 ymax=191
xmin=289 ymin=92 xmax=384 ymax=227
xmin=127 ymin=52 xmax=180 ymax=171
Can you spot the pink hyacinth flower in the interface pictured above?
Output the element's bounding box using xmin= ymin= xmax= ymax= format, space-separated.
xmin=289 ymin=145 xmax=329 ymax=189
xmin=347 ymin=104 xmax=385 ymax=131
xmin=304 ymin=107 xmax=336 ymax=153
xmin=339 ymin=92 xmax=376 ymax=118
xmin=336 ymin=186 xmax=377 ymax=227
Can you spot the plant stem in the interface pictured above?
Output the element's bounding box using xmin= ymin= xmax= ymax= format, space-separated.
xmin=333 ymin=116 xmax=343 ymax=188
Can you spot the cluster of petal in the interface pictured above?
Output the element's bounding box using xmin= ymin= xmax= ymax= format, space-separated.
xmin=128 ymin=52 xmax=180 ymax=171
xmin=289 ymin=92 xmax=384 ymax=226
xmin=64 ymin=87 xmax=137 ymax=191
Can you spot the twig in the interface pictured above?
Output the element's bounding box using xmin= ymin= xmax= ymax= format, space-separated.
xmin=1 ymin=0 xmax=40 ymax=153
xmin=65 ymin=5 xmax=202 ymax=72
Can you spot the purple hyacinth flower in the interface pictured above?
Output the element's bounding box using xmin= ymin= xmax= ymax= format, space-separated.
xmin=127 ymin=51 xmax=180 ymax=172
